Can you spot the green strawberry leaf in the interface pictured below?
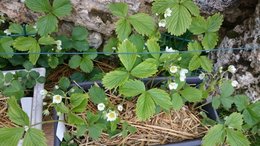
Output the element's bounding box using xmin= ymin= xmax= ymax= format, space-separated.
xmin=52 ymin=0 xmax=72 ymax=18
xmin=23 ymin=128 xmax=47 ymax=146
xmin=36 ymin=14 xmax=58 ymax=36
xmin=108 ymin=2 xmax=128 ymax=18
xmin=136 ymin=93 xmax=156 ymax=121
xmin=0 ymin=127 xmax=24 ymax=146
xmin=102 ymin=70 xmax=129 ymax=89
xmin=116 ymin=19 xmax=131 ymax=41
xmin=119 ymin=80 xmax=145 ymax=97
xmin=118 ymin=40 xmax=137 ymax=71
xmin=128 ymin=13 xmax=156 ymax=36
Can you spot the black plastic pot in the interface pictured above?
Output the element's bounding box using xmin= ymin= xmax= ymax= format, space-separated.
xmin=54 ymin=77 xmax=218 ymax=146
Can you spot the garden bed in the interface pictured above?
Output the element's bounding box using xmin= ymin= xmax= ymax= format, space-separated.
xmin=54 ymin=77 xmax=218 ymax=146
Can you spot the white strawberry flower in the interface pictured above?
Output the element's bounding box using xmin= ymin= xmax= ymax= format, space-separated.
xmin=40 ymin=89 xmax=48 ymax=96
xmin=158 ymin=19 xmax=166 ymax=27
xmin=228 ymin=65 xmax=236 ymax=73
xmin=219 ymin=66 xmax=223 ymax=73
xmin=117 ymin=105 xmax=123 ymax=111
xmin=199 ymin=73 xmax=205 ymax=80
xmin=180 ymin=75 xmax=186 ymax=82
xmin=106 ymin=110 xmax=117 ymax=122
xmin=43 ymin=109 xmax=50 ymax=116
xmin=165 ymin=46 xmax=177 ymax=52
xmin=112 ymin=47 xmax=117 ymax=50
xmin=180 ymin=68 xmax=188 ymax=76
xmin=231 ymin=80 xmax=239 ymax=87
xmin=164 ymin=8 xmax=172 ymax=18
xmin=54 ymin=85 xmax=59 ymax=89
xmin=53 ymin=95 xmax=62 ymax=104
xmin=97 ymin=103 xmax=105 ymax=111
xmin=168 ymin=82 xmax=178 ymax=90
xmin=43 ymin=102 xmax=47 ymax=106
xmin=169 ymin=65 xmax=178 ymax=74
xmin=3 ymin=29 xmax=11 ymax=35
xmin=55 ymin=40 xmax=62 ymax=50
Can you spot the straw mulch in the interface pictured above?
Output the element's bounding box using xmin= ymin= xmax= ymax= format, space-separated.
xmin=69 ymin=90 xmax=209 ymax=146
xmin=0 ymin=95 xmax=16 ymax=128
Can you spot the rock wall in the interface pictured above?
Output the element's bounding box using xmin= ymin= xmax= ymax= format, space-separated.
xmin=213 ymin=2 xmax=260 ymax=101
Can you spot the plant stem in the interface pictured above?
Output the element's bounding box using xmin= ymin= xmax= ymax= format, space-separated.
xmin=30 ymin=120 xmax=64 ymax=127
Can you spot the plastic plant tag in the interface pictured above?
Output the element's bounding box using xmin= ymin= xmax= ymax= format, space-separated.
xmin=21 ymin=97 xmax=33 ymax=120
xmin=56 ymin=114 xmax=66 ymax=141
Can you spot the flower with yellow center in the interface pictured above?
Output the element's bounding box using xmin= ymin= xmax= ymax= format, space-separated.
xmin=169 ymin=65 xmax=178 ymax=74
xmin=53 ymin=95 xmax=62 ymax=104
xmin=106 ymin=111 xmax=117 ymax=122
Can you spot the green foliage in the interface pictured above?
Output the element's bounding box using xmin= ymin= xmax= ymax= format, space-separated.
xmin=136 ymin=92 xmax=156 ymax=121
xmin=7 ymin=96 xmax=29 ymax=126
xmin=118 ymin=40 xmax=137 ymax=71
xmin=108 ymin=2 xmax=128 ymax=18
xmin=0 ymin=37 xmax=14 ymax=59
xmin=171 ymin=93 xmax=184 ymax=110
xmin=13 ymin=37 xmax=41 ymax=65
xmin=103 ymin=37 xmax=118 ymax=55
xmin=202 ymin=113 xmax=250 ymax=146
xmin=119 ymin=80 xmax=145 ymax=97
xmin=128 ymin=13 xmax=156 ymax=36
xmin=25 ymin=0 xmax=72 ymax=36
xmin=88 ymin=85 xmax=107 ymax=104
xmin=146 ymin=38 xmax=160 ymax=60
xmin=0 ymin=127 xmax=25 ymax=146
xmin=36 ymin=14 xmax=58 ymax=36
xmin=115 ymin=19 xmax=132 ymax=41
xmin=109 ymin=3 xmax=155 ymax=40
xmin=70 ymin=93 xmax=88 ymax=112
xmin=136 ymin=88 xmax=172 ymax=121
xmin=58 ymin=77 xmax=70 ymax=90
xmin=0 ymin=69 xmax=45 ymax=99
xmin=130 ymin=59 xmax=158 ymax=78
xmin=189 ymin=13 xmax=223 ymax=49
xmin=68 ymin=54 xmax=95 ymax=73
xmin=23 ymin=128 xmax=47 ymax=146
xmin=165 ymin=4 xmax=192 ymax=36
xmin=152 ymin=0 xmax=200 ymax=36
xmin=180 ymin=86 xmax=203 ymax=102
xmin=102 ymin=70 xmax=129 ymax=89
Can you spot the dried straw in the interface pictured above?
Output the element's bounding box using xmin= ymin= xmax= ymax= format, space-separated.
xmin=0 ymin=95 xmax=16 ymax=128
xmin=67 ymin=90 xmax=208 ymax=146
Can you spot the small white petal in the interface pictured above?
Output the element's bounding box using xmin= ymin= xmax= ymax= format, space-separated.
xmin=169 ymin=65 xmax=178 ymax=74
xmin=117 ymin=105 xmax=123 ymax=111
xmin=158 ymin=19 xmax=166 ymax=27
xmin=165 ymin=46 xmax=177 ymax=52
xmin=97 ymin=103 xmax=105 ymax=111
xmin=180 ymin=68 xmax=188 ymax=76
xmin=3 ymin=29 xmax=11 ymax=35
xmin=54 ymin=85 xmax=59 ymax=89
xmin=231 ymin=80 xmax=239 ymax=87
xmin=168 ymin=82 xmax=178 ymax=90
xmin=53 ymin=95 xmax=62 ymax=104
xmin=106 ymin=111 xmax=117 ymax=121
xmin=199 ymin=73 xmax=205 ymax=80
xmin=112 ymin=47 xmax=116 ymax=50
xmin=164 ymin=8 xmax=172 ymax=18
xmin=55 ymin=40 xmax=62 ymax=46
xmin=43 ymin=109 xmax=50 ymax=116
xmin=180 ymin=75 xmax=186 ymax=82
xmin=228 ymin=65 xmax=236 ymax=73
